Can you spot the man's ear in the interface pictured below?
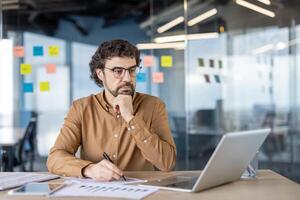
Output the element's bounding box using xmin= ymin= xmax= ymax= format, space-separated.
xmin=96 ymin=69 xmax=104 ymax=81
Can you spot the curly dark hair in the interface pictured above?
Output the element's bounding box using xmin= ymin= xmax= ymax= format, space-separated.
xmin=89 ymin=39 xmax=141 ymax=88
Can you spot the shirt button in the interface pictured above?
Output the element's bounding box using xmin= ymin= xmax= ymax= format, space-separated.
xmin=143 ymin=140 xmax=147 ymax=143
xmin=114 ymin=134 xmax=118 ymax=138
xmin=117 ymin=115 xmax=120 ymax=118
xmin=113 ymin=154 xmax=117 ymax=158
xmin=131 ymin=126 xmax=135 ymax=129
xmin=127 ymin=127 xmax=131 ymax=131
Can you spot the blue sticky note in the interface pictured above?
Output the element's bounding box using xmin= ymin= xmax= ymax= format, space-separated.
xmin=137 ymin=73 xmax=146 ymax=82
xmin=33 ymin=46 xmax=44 ymax=56
xmin=23 ymin=83 xmax=34 ymax=93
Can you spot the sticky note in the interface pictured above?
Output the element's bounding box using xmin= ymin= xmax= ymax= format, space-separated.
xmin=48 ymin=46 xmax=60 ymax=56
xmin=143 ymin=56 xmax=154 ymax=67
xmin=23 ymin=83 xmax=33 ymax=93
xmin=152 ymin=72 xmax=164 ymax=83
xmin=137 ymin=73 xmax=146 ymax=82
xmin=218 ymin=60 xmax=223 ymax=69
xmin=46 ymin=64 xmax=57 ymax=74
xmin=161 ymin=56 xmax=172 ymax=67
xmin=40 ymin=82 xmax=50 ymax=92
xmin=204 ymin=74 xmax=210 ymax=83
xmin=20 ymin=64 xmax=32 ymax=75
xmin=33 ymin=46 xmax=44 ymax=56
xmin=14 ymin=46 xmax=25 ymax=57
xmin=209 ymin=59 xmax=214 ymax=68
xmin=214 ymin=75 xmax=221 ymax=83
xmin=198 ymin=58 xmax=204 ymax=67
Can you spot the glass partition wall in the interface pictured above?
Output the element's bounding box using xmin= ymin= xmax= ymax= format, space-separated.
xmin=145 ymin=0 xmax=300 ymax=181
xmin=185 ymin=0 xmax=300 ymax=180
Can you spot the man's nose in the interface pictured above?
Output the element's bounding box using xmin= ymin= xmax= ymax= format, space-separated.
xmin=122 ymin=70 xmax=131 ymax=81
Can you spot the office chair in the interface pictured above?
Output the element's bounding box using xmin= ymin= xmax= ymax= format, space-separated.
xmin=3 ymin=112 xmax=38 ymax=172
xmin=261 ymin=111 xmax=287 ymax=169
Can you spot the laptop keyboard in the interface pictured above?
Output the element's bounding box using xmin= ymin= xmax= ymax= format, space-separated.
xmin=0 ymin=173 xmax=59 ymax=190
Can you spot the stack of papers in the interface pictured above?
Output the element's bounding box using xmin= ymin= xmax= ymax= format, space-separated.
xmin=51 ymin=182 xmax=158 ymax=199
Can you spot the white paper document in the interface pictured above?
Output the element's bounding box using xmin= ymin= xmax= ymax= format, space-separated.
xmin=65 ymin=176 xmax=146 ymax=185
xmin=51 ymin=182 xmax=158 ymax=199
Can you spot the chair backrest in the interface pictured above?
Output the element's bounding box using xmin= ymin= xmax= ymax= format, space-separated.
xmin=17 ymin=112 xmax=38 ymax=165
xmin=193 ymin=109 xmax=216 ymax=129
xmin=173 ymin=117 xmax=186 ymax=134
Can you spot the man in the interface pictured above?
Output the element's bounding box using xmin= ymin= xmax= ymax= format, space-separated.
xmin=47 ymin=39 xmax=176 ymax=181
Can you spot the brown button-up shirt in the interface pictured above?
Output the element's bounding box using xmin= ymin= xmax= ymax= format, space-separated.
xmin=46 ymin=92 xmax=176 ymax=177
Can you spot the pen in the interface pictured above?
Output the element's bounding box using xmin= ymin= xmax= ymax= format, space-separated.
xmin=103 ymin=152 xmax=127 ymax=181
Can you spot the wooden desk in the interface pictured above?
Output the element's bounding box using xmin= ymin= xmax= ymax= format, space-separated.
xmin=0 ymin=128 xmax=24 ymax=171
xmin=0 ymin=170 xmax=299 ymax=200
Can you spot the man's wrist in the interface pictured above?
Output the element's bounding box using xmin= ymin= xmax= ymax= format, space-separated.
xmin=82 ymin=163 xmax=93 ymax=178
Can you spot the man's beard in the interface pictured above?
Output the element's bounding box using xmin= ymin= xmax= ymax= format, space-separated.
xmin=107 ymin=82 xmax=135 ymax=97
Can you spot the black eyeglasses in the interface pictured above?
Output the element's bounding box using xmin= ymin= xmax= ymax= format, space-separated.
xmin=104 ymin=65 xmax=142 ymax=79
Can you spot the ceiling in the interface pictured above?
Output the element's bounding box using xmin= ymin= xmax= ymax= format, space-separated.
xmin=141 ymin=0 xmax=300 ymax=37
xmin=2 ymin=0 xmax=300 ymax=36
xmin=2 ymin=0 xmax=159 ymax=35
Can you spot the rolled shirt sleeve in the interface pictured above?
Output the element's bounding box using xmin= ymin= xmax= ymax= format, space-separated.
xmin=46 ymin=101 xmax=92 ymax=177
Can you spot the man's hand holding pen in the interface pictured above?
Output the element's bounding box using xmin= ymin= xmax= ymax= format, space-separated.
xmin=82 ymin=157 xmax=124 ymax=182
xmin=103 ymin=152 xmax=126 ymax=181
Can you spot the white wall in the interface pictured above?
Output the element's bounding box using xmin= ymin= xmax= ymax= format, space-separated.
xmin=0 ymin=39 xmax=13 ymax=126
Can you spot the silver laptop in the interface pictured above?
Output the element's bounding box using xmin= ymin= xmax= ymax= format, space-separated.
xmin=140 ymin=128 xmax=270 ymax=192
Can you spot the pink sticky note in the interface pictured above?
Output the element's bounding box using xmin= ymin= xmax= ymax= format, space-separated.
xmin=152 ymin=72 xmax=164 ymax=83
xmin=46 ymin=64 xmax=57 ymax=74
xmin=14 ymin=46 xmax=25 ymax=57
xmin=143 ymin=55 xmax=154 ymax=67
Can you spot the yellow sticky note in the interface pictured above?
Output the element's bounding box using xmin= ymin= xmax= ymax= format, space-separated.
xmin=20 ymin=64 xmax=32 ymax=75
xmin=48 ymin=46 xmax=60 ymax=56
xmin=161 ymin=55 xmax=172 ymax=67
xmin=40 ymin=82 xmax=50 ymax=92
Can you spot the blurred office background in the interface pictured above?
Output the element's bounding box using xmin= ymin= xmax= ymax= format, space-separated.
xmin=0 ymin=0 xmax=299 ymax=183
